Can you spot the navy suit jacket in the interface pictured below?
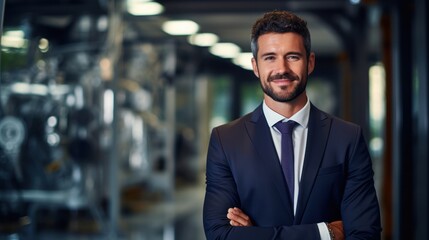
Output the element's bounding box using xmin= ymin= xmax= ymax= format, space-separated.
xmin=203 ymin=103 xmax=381 ymax=240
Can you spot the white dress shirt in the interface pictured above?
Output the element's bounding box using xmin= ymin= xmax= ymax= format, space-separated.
xmin=262 ymin=99 xmax=331 ymax=240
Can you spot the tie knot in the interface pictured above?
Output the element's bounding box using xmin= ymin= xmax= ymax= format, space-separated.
xmin=274 ymin=120 xmax=298 ymax=135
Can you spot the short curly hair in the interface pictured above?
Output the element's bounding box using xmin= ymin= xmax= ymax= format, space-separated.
xmin=251 ymin=10 xmax=311 ymax=59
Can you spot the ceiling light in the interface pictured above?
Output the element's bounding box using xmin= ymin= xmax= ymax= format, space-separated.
xmin=188 ymin=33 xmax=219 ymax=47
xmin=162 ymin=20 xmax=199 ymax=35
xmin=10 ymin=83 xmax=48 ymax=96
xmin=1 ymin=30 xmax=27 ymax=48
xmin=233 ymin=52 xmax=254 ymax=70
xmin=38 ymin=38 xmax=50 ymax=52
xmin=4 ymin=30 xmax=24 ymax=38
xmin=127 ymin=0 xmax=164 ymax=16
xmin=209 ymin=42 xmax=241 ymax=58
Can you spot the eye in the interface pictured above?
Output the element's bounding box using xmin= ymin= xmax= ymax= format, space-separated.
xmin=263 ymin=55 xmax=275 ymax=61
xmin=286 ymin=54 xmax=300 ymax=62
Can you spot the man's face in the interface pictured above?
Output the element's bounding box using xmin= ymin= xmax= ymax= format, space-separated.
xmin=252 ymin=32 xmax=315 ymax=103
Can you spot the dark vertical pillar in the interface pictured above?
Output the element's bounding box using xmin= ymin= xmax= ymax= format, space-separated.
xmin=0 ymin=0 xmax=4 ymax=91
xmin=391 ymin=0 xmax=414 ymax=239
xmin=380 ymin=12 xmax=393 ymax=240
xmin=0 ymin=0 xmax=4 ymax=119
xmin=413 ymin=0 xmax=429 ymax=238
xmin=350 ymin=7 xmax=370 ymax=140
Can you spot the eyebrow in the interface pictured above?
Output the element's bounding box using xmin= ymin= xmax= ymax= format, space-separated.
xmin=260 ymin=51 xmax=304 ymax=58
xmin=286 ymin=51 xmax=304 ymax=56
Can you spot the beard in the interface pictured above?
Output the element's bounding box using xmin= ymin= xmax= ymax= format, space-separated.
xmin=260 ymin=72 xmax=307 ymax=102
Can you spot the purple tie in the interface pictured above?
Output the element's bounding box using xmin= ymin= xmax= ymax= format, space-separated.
xmin=274 ymin=120 xmax=298 ymax=203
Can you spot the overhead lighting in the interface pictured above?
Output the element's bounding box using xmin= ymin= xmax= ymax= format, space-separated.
xmin=209 ymin=42 xmax=241 ymax=58
xmin=162 ymin=20 xmax=199 ymax=35
xmin=233 ymin=52 xmax=254 ymax=70
xmin=188 ymin=33 xmax=219 ymax=47
xmin=39 ymin=38 xmax=49 ymax=52
xmin=10 ymin=83 xmax=48 ymax=96
xmin=1 ymin=30 xmax=27 ymax=48
xmin=126 ymin=0 xmax=164 ymax=16
xmin=4 ymin=30 xmax=24 ymax=38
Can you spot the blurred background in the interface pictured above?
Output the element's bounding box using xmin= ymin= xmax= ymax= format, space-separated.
xmin=0 ymin=0 xmax=427 ymax=239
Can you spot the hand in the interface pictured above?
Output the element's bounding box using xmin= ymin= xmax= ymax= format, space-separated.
xmin=328 ymin=221 xmax=344 ymax=240
xmin=227 ymin=207 xmax=253 ymax=226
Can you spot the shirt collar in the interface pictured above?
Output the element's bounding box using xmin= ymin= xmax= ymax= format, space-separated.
xmin=263 ymin=99 xmax=310 ymax=129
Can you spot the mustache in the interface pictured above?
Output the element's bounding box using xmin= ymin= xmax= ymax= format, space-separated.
xmin=268 ymin=73 xmax=298 ymax=82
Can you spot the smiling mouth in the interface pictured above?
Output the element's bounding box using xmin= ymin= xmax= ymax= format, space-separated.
xmin=270 ymin=78 xmax=296 ymax=86
xmin=272 ymin=78 xmax=293 ymax=82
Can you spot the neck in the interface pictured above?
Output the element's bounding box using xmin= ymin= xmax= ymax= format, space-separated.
xmin=264 ymin=93 xmax=307 ymax=118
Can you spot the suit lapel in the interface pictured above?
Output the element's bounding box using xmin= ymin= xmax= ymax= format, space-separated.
xmin=245 ymin=105 xmax=294 ymax=222
xmin=294 ymin=105 xmax=331 ymax=224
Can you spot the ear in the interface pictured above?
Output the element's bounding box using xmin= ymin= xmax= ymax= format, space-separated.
xmin=307 ymin=52 xmax=315 ymax=75
xmin=252 ymin=58 xmax=260 ymax=78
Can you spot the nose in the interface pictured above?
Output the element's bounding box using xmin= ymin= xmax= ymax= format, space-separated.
xmin=276 ymin=57 xmax=291 ymax=74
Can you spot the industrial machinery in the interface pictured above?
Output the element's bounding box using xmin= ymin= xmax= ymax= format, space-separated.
xmin=0 ymin=3 xmax=176 ymax=239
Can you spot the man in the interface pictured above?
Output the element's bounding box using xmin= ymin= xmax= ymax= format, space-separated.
xmin=203 ymin=10 xmax=381 ymax=240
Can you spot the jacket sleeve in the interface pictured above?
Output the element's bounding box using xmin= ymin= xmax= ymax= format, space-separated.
xmin=203 ymin=128 xmax=321 ymax=240
xmin=341 ymin=127 xmax=382 ymax=239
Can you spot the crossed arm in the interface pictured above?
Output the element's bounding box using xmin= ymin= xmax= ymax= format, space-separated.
xmin=227 ymin=207 xmax=345 ymax=240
